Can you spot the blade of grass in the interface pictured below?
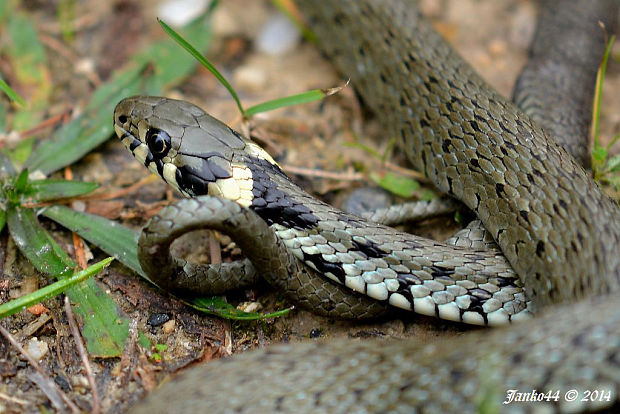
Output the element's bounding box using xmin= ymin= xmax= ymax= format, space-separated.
xmin=6 ymin=204 xmax=75 ymax=276
xmin=0 ymin=78 xmax=26 ymax=106
xmin=42 ymin=205 xmax=143 ymax=276
xmin=592 ymin=33 xmax=615 ymax=149
xmin=189 ymin=297 xmax=291 ymax=320
xmin=245 ymin=85 xmax=344 ymax=117
xmin=591 ymin=32 xmax=615 ymax=178
xmin=370 ymin=171 xmax=421 ymax=198
xmin=158 ymin=18 xmax=245 ymax=116
xmin=23 ymin=179 xmax=98 ymax=203
xmin=0 ymin=257 xmax=113 ymax=319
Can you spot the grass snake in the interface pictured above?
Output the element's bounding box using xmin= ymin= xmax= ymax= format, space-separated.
xmin=115 ymin=0 xmax=620 ymax=412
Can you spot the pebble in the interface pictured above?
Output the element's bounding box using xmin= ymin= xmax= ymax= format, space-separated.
xmin=25 ymin=337 xmax=49 ymax=361
xmin=256 ymin=13 xmax=300 ymax=55
xmin=162 ymin=319 xmax=176 ymax=334
xmin=147 ymin=313 xmax=170 ymax=327
xmin=157 ymin=0 xmax=210 ymax=27
xmin=237 ymin=301 xmax=262 ymax=313
xmin=309 ymin=328 xmax=323 ymax=338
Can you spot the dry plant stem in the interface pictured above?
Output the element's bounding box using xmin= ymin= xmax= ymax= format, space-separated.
xmin=92 ymin=175 xmax=159 ymax=200
xmin=17 ymin=110 xmax=73 ymax=140
xmin=281 ymin=164 xmax=365 ymax=181
xmin=0 ymin=392 xmax=28 ymax=406
xmin=208 ymin=235 xmax=222 ymax=264
xmin=0 ymin=323 xmax=80 ymax=413
xmin=64 ymin=296 xmax=100 ymax=414
xmin=120 ymin=318 xmax=140 ymax=388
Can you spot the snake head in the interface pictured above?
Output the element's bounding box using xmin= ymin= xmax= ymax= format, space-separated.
xmin=114 ymin=96 xmax=274 ymax=207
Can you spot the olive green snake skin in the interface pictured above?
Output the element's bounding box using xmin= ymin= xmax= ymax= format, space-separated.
xmin=119 ymin=0 xmax=620 ymax=412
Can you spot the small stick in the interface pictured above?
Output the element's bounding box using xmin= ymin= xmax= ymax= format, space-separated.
xmin=281 ymin=164 xmax=365 ymax=181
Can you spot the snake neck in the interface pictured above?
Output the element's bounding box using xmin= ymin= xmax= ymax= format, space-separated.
xmin=241 ymin=151 xmax=529 ymax=324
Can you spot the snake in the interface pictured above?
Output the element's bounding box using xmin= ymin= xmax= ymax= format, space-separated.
xmin=114 ymin=0 xmax=620 ymax=412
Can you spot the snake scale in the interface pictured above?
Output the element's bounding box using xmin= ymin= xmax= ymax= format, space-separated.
xmin=116 ymin=0 xmax=620 ymax=412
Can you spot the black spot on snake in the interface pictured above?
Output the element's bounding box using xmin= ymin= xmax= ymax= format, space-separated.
xmin=430 ymin=265 xmax=455 ymax=278
xmin=495 ymin=183 xmax=505 ymax=197
xmin=302 ymin=251 xmax=345 ymax=284
xmin=176 ymin=166 xmax=208 ymax=195
xmin=469 ymin=121 xmax=481 ymax=132
xmin=536 ymin=241 xmax=545 ymax=257
xmin=350 ymin=239 xmax=386 ymax=259
xmin=129 ymin=138 xmax=141 ymax=151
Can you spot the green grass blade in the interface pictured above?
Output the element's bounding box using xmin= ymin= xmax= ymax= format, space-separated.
xmin=189 ymin=297 xmax=291 ymax=320
xmin=6 ymin=204 xmax=75 ymax=276
xmin=0 ymin=209 xmax=5 ymax=233
xmin=42 ymin=205 xmax=143 ymax=277
xmin=0 ymin=78 xmax=26 ymax=106
xmin=591 ymin=33 xmax=615 ymax=176
xmin=370 ymin=171 xmax=420 ymax=198
xmin=0 ymin=257 xmax=113 ymax=319
xmin=245 ymin=84 xmax=345 ymax=117
xmin=158 ymin=18 xmax=245 ymax=115
xmin=23 ymin=179 xmax=98 ymax=203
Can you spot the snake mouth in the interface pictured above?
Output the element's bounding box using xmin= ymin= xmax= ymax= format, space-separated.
xmin=113 ymin=112 xmax=187 ymax=196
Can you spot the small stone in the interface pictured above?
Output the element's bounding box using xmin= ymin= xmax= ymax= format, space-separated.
xmin=147 ymin=313 xmax=170 ymax=327
xmin=162 ymin=319 xmax=176 ymax=334
xmin=237 ymin=301 xmax=262 ymax=313
xmin=72 ymin=375 xmax=90 ymax=393
xmin=309 ymin=328 xmax=322 ymax=339
xmin=157 ymin=0 xmax=210 ymax=27
xmin=25 ymin=337 xmax=48 ymax=361
xmin=256 ymin=13 xmax=300 ymax=55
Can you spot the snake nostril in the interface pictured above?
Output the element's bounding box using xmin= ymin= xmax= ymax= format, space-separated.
xmin=118 ymin=115 xmax=128 ymax=124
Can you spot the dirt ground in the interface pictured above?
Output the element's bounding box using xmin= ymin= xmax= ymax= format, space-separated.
xmin=0 ymin=0 xmax=619 ymax=413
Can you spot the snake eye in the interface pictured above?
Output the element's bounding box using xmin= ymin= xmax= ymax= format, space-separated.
xmin=145 ymin=129 xmax=171 ymax=158
xmin=118 ymin=115 xmax=128 ymax=124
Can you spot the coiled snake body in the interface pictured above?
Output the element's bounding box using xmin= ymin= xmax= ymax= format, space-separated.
xmin=115 ymin=0 xmax=620 ymax=412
